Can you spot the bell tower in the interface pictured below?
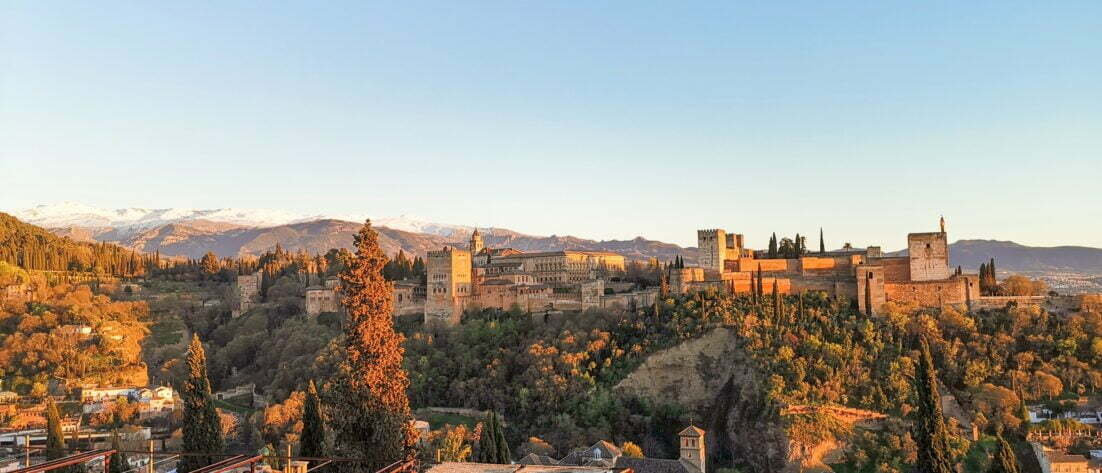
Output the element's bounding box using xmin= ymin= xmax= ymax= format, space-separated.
xmin=679 ymin=425 xmax=706 ymax=473
xmin=470 ymin=228 xmax=484 ymax=255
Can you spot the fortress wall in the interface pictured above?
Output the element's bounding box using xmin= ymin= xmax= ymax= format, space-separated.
xmin=872 ymin=257 xmax=911 ymax=282
xmin=737 ymin=258 xmax=792 ymax=273
xmin=972 ymin=296 xmax=1045 ymax=310
xmin=799 ymin=257 xmax=839 ymax=271
xmin=885 ymin=278 xmax=968 ymax=308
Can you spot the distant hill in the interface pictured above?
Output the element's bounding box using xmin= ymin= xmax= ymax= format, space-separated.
xmin=0 ymin=212 xmax=149 ymax=276
xmin=33 ymin=217 xmax=693 ymax=262
xmin=946 ymin=239 xmax=1102 ymax=274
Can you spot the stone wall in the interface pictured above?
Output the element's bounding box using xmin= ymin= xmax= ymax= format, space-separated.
xmin=971 ymin=295 xmax=1046 ymax=310
xmin=885 ymin=278 xmax=968 ymax=308
xmin=873 ymin=257 xmax=911 ymax=282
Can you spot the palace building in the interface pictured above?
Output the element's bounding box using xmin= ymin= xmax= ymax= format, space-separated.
xmin=423 ymin=229 xmax=634 ymax=326
xmin=672 ymin=218 xmax=982 ymax=315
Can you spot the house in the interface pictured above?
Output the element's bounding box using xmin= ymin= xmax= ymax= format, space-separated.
xmin=1034 ymin=443 xmax=1089 ymax=473
xmin=0 ymin=391 xmax=18 ymax=403
xmin=80 ymin=386 xmax=137 ymax=403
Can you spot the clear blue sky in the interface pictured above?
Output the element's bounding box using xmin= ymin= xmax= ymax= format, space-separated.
xmin=2 ymin=1 xmax=1100 ymax=248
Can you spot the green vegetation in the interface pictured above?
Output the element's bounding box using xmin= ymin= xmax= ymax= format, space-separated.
xmin=403 ymin=288 xmax=1102 ymax=471
xmin=0 ymin=212 xmax=153 ymax=276
xmin=179 ymin=335 xmax=225 ymax=473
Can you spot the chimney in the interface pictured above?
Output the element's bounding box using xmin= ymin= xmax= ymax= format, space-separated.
xmin=678 ymin=426 xmax=705 ymax=473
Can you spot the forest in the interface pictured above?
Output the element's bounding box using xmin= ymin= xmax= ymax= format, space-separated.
xmin=399 ymin=289 xmax=1102 ymax=472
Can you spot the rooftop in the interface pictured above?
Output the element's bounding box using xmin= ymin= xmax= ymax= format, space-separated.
xmin=426 ymin=462 xmax=627 ymax=473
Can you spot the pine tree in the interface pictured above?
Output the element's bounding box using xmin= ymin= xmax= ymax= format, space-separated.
xmin=179 ymin=335 xmax=224 ymax=473
xmin=988 ymin=434 xmax=1020 ymax=473
xmin=301 ymin=380 xmax=327 ymax=459
xmin=819 ymin=228 xmax=825 ymax=253
xmin=913 ymin=338 xmax=955 ymax=473
xmin=326 ymin=221 xmax=417 ymax=472
xmin=200 ymin=251 xmax=220 ymax=275
xmin=45 ymin=398 xmax=65 ymax=460
xmin=110 ymin=430 xmax=128 ymax=473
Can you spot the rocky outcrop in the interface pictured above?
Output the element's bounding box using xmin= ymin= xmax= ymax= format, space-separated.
xmin=615 ymin=328 xmax=789 ymax=472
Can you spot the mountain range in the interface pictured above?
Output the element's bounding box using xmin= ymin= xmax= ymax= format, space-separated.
xmin=9 ymin=203 xmax=1102 ymax=276
xmin=12 ymin=202 xmax=688 ymax=262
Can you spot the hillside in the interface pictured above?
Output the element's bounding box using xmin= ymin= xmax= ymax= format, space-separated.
xmin=40 ymin=218 xmax=694 ymax=261
xmin=0 ymin=212 xmax=150 ymax=276
xmin=947 ymin=239 xmax=1102 ymax=274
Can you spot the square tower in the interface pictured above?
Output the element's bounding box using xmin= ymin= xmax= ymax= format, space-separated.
xmin=679 ymin=425 xmax=706 ymax=473
xmin=907 ymin=232 xmax=950 ymax=281
xmin=425 ymin=247 xmax=472 ymax=326
xmin=697 ymin=229 xmax=727 ymax=273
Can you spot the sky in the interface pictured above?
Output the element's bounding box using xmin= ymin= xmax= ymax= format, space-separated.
xmin=1 ymin=2 xmax=1100 ymax=249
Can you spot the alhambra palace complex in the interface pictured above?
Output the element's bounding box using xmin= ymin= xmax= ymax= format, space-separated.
xmin=674 ymin=217 xmax=992 ymax=315
xmin=238 ymin=218 xmax=1034 ymax=324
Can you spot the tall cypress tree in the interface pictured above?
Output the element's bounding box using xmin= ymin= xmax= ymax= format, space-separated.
xmin=45 ymin=398 xmax=65 ymax=460
xmin=477 ymin=413 xmax=498 ymax=463
xmin=327 ymin=221 xmax=416 ymax=472
xmin=300 ymin=380 xmax=327 ymax=459
xmin=179 ymin=335 xmax=224 ymax=473
xmin=477 ymin=412 xmax=509 ymax=464
xmin=756 ymin=264 xmax=764 ymax=299
xmin=819 ymin=228 xmax=825 ymax=253
xmin=492 ymin=412 xmax=510 ymax=464
xmin=988 ymin=433 xmax=1019 ymax=473
xmin=772 ymin=279 xmax=781 ymax=320
xmin=913 ymin=338 xmax=955 ymax=473
xmin=768 ymin=233 xmax=778 ymax=259
xmin=109 ymin=430 xmax=128 ymax=473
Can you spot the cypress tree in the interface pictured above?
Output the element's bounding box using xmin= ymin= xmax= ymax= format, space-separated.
xmin=756 ymin=264 xmax=764 ymax=299
xmin=749 ymin=271 xmax=757 ymax=303
xmin=794 ymin=233 xmax=801 ymax=257
xmin=772 ymin=279 xmax=781 ymax=320
xmin=492 ymin=412 xmax=510 ymax=463
xmin=913 ymin=338 xmax=955 ymax=473
xmin=326 ymin=221 xmax=417 ymax=472
xmin=988 ymin=433 xmax=1020 ymax=473
xmin=179 ymin=335 xmax=224 ymax=473
xmin=1016 ymin=386 xmax=1031 ymax=437
xmin=477 ymin=413 xmax=499 ymax=463
xmin=768 ymin=233 xmax=778 ymax=259
xmin=110 ymin=430 xmax=128 ymax=473
xmin=300 ymin=380 xmax=327 ymax=459
xmin=45 ymin=398 xmax=65 ymax=460
xmin=819 ymin=228 xmax=825 ymax=253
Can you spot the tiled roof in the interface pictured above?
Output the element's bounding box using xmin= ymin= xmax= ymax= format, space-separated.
xmin=517 ymin=454 xmax=560 ymax=466
xmin=613 ymin=457 xmax=695 ymax=473
xmin=426 ymin=462 xmax=623 ymax=473
xmin=678 ymin=426 xmax=705 ymax=437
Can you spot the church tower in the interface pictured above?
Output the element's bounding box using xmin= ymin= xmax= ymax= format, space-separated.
xmin=470 ymin=229 xmax=484 ymax=255
xmin=679 ymin=425 xmax=706 ymax=473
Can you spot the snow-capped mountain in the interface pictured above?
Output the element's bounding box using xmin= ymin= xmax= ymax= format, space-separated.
xmin=8 ymin=202 xmax=475 ymax=238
